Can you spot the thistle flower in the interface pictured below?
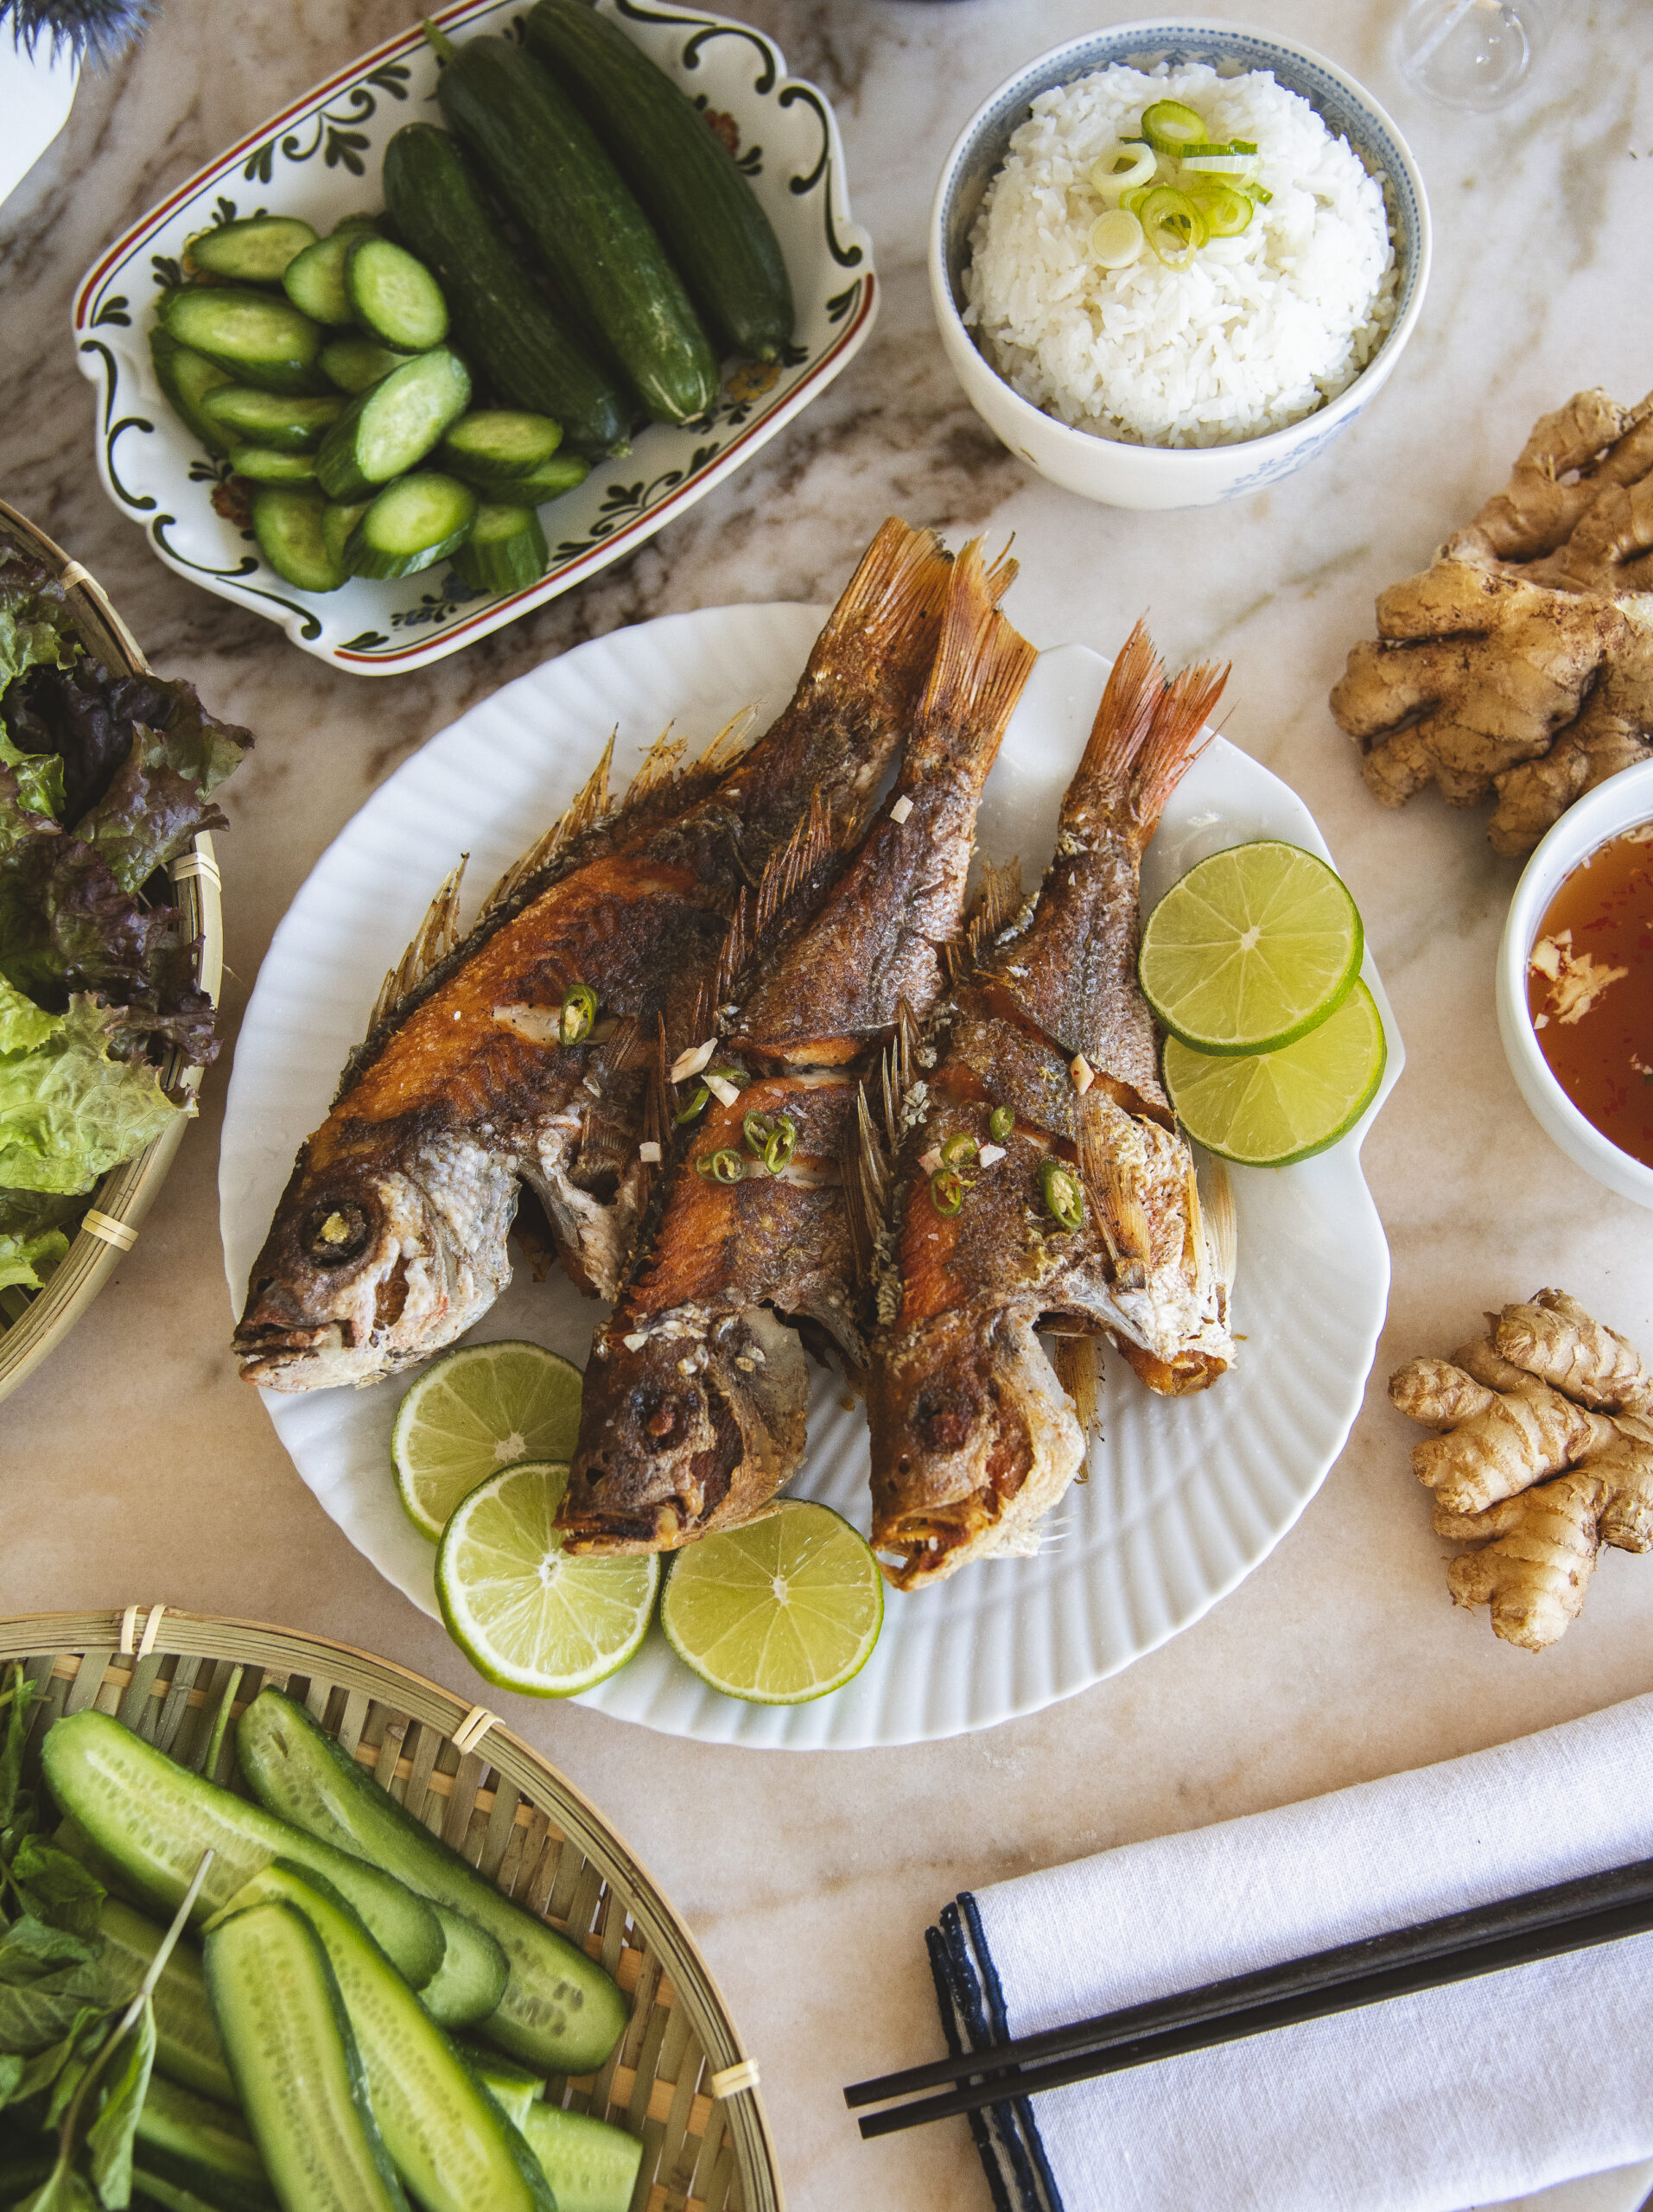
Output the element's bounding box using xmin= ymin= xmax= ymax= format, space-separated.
xmin=2 ymin=0 xmax=156 ymax=67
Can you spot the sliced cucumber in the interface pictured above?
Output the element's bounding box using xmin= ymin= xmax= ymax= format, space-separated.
xmin=315 ymin=346 xmax=471 ymax=501
xmin=319 ymin=337 xmax=405 ymax=395
xmin=162 ymin=288 xmax=326 ymax=397
xmin=517 ymin=453 xmax=589 ymax=503
xmin=137 ymin=2074 xmax=274 ymax=2210
xmin=99 ymin=1897 xmax=238 ymax=2106
xmin=149 ymin=329 xmax=236 ymax=456
xmin=455 ymin=2044 xmax=544 ymax=2130
xmin=218 ymin=1863 xmax=552 ymax=2212
xmin=135 ymin=2173 xmax=228 ymax=2212
xmin=228 ymin=444 xmax=318 ymax=484
xmin=190 ymin=215 xmax=316 ymax=284
xmin=253 ymin=486 xmax=347 ymax=594
xmin=282 ymin=232 xmax=359 ymax=327
xmin=236 ymin=1689 xmax=628 ymax=2075
xmin=201 ymin=387 xmax=346 ymax=450
xmin=204 ymin=1900 xmax=410 ymax=2212
xmin=520 ymin=2103 xmax=645 ymax=2212
xmin=321 ymin=499 xmax=370 ymax=574
xmin=345 ymin=473 xmax=476 ymax=580
xmin=452 ymin=503 xmax=549 ymax=595
xmin=40 ymin=1710 xmax=443 ymax=1988
xmin=346 ymin=234 xmax=450 ymax=351
xmin=421 ymin=1904 xmax=511 ymax=2029
xmin=440 ymin=410 xmax=563 ymax=487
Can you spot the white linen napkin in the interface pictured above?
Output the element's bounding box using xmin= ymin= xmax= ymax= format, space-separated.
xmin=931 ymin=1693 xmax=1653 ymax=2212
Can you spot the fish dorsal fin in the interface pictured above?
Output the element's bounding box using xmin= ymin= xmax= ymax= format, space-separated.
xmin=368 ymin=855 xmax=468 ymax=1034
xmin=877 ymin=1001 xmax=921 ymax=1151
xmin=845 ymin=1082 xmax=889 ymax=1291
xmin=695 ymin=704 xmax=758 ymax=779
xmin=1078 ymin=1095 xmax=1151 ymax=1286
xmin=754 ymin=785 xmax=832 ymax=944
xmin=479 ymin=733 xmax=616 ymax=920
xmin=621 ymin=722 xmax=687 ymax=809
xmin=950 ymin=857 xmax=1023 ymax=980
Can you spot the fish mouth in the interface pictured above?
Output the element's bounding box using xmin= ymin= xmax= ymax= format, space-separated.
xmin=870 ymin=1306 xmax=1084 ymax=1590
xmin=558 ymin=1306 xmax=809 ymax=1554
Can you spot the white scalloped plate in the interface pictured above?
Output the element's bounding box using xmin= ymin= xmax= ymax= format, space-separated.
xmin=72 ymin=1 xmax=874 ymax=675
xmin=219 ymin=603 xmax=1402 ymax=1747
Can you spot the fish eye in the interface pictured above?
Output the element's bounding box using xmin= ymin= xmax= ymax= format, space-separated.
xmin=302 ymin=1200 xmax=371 ymax=1266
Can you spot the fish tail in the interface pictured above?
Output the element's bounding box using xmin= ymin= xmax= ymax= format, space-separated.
xmin=799 ymin=517 xmax=957 ymax=696
xmin=1059 ymin=619 xmax=1167 ymax=836
xmin=902 ymin=538 xmax=1039 ymax=782
xmin=1129 ymin=658 xmax=1228 ymax=843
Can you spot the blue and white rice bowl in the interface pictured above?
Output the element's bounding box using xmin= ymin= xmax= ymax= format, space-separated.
xmin=929 ymin=20 xmax=1430 ymax=511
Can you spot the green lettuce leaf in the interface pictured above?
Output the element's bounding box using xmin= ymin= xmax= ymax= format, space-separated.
xmin=0 ymin=980 xmax=178 ymax=1195
xmin=0 ymin=1229 xmax=68 ymax=1294
xmin=0 ymin=735 xmax=65 ymax=829
xmin=73 ymin=735 xmax=226 ymax=897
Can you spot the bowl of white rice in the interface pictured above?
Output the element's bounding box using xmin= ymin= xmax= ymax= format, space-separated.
xmin=931 ymin=22 xmax=1430 ymax=510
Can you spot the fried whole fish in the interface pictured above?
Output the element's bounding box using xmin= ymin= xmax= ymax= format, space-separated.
xmin=866 ymin=625 xmax=1237 ymax=1590
xmin=558 ymin=539 xmax=1038 ymax=1554
xmin=233 ymin=518 xmax=959 ymax=1391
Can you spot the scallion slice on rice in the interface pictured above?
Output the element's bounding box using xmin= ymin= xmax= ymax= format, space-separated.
xmin=1141 ymin=98 xmax=1207 ymax=152
xmin=1089 ymin=141 xmax=1157 ymax=198
xmin=1186 ymin=179 xmax=1256 ymax=236
xmin=1179 ymin=141 xmax=1261 ymax=175
xmin=1090 ymin=208 xmax=1146 ymax=268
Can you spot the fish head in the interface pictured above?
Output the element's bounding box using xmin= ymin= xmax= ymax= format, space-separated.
xmin=558 ymin=1306 xmax=809 ymax=1554
xmin=233 ymin=1130 xmax=517 ymax=1391
xmin=869 ymin=1305 xmax=1084 ymax=1589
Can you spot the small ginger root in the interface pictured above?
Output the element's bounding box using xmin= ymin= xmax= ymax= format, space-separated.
xmin=1389 ymin=1287 xmax=1653 ymax=1650
xmin=1331 ymin=390 xmax=1653 ymax=856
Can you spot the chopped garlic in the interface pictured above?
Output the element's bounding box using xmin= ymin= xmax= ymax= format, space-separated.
xmin=639 ymin=1141 xmax=662 ymax=1164
xmin=1071 ymin=1053 xmax=1095 ymax=1094
xmin=978 ymin=1142 xmax=1007 ymax=1166
xmin=622 ymin=1332 xmax=647 ymax=1351
xmin=706 ymin=1072 xmax=741 ymax=1108
xmin=918 ymin=1147 xmax=943 ymax=1176
xmin=890 ymin=793 xmax=914 ymax=824
xmin=670 ymin=1038 xmax=716 ymax=1084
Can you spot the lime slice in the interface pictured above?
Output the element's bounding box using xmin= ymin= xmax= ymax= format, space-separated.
xmin=1139 ymin=840 xmax=1364 ymax=1055
xmin=660 ymin=1502 xmax=883 ymax=1705
xmin=436 ymin=1459 xmax=658 ymax=1697
xmin=392 ymin=1340 xmax=582 ymax=1541
xmin=1163 ymin=978 xmax=1387 ymax=1167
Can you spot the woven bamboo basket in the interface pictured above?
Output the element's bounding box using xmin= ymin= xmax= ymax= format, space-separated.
xmin=0 ymin=1607 xmax=783 ymax=2212
xmin=0 ymin=499 xmax=223 ymax=1405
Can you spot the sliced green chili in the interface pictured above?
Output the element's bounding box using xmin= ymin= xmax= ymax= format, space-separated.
xmin=929 ymin=1166 xmax=967 ymax=1217
xmin=742 ymin=1109 xmax=775 ymax=1156
xmin=1040 ymin=1159 xmax=1084 ymax=1232
xmin=674 ymin=1084 xmax=710 ymax=1126
xmin=940 ymin=1133 xmax=979 ymax=1170
xmin=764 ymin=1116 xmax=798 ymax=1173
xmin=559 ymin=982 xmax=598 ymax=1045
xmin=696 ymin=1147 xmax=746 ymax=1185
xmin=989 ymin=1105 xmax=1014 ymax=1142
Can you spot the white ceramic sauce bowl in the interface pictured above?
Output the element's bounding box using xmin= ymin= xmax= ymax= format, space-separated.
xmin=1497 ymin=760 xmax=1653 ymax=1211
xmin=928 ymin=19 xmax=1431 ymax=511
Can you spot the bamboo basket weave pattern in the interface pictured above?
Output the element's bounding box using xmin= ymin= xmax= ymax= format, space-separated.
xmin=0 ymin=499 xmax=224 ymax=1405
xmin=0 ymin=1609 xmax=783 ymax=2212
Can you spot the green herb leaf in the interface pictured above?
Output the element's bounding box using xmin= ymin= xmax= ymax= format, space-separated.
xmin=11 ymin=1841 xmax=105 ymax=1943
xmin=0 ymin=1228 xmax=68 ymax=1294
xmin=0 ymin=733 xmax=67 ymax=828
xmin=0 ymin=2050 xmax=22 ymax=2102
xmin=7 ymin=2005 xmax=106 ymax=2107
xmin=86 ymin=2000 xmax=154 ymax=2210
xmin=18 ymin=2162 xmax=100 ymax=2212
xmin=0 ymin=1662 xmax=35 ymax=1834
xmin=0 ymin=982 xmax=179 ymax=1197
xmin=0 ymin=1920 xmax=98 ymax=1987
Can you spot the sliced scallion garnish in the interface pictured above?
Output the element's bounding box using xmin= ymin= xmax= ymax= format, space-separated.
xmin=558 ymin=982 xmax=598 ymax=1045
xmin=1179 ymin=142 xmax=1261 ymax=175
xmin=1090 ymin=208 xmax=1146 ymax=269
xmin=1141 ymin=99 xmax=1206 ymax=154
xmin=1186 ymin=179 xmax=1255 ymax=236
xmin=1135 ymin=184 xmax=1207 ymax=269
xmin=1088 ymin=141 xmax=1157 ymax=199
xmin=1039 ymin=1159 xmax=1084 ymax=1232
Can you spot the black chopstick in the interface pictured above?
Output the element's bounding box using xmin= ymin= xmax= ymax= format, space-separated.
xmin=847 ymin=1853 xmax=1653 ymax=2139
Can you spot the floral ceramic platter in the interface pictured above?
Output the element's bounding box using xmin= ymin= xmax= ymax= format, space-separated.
xmin=72 ymin=0 xmax=876 ymax=675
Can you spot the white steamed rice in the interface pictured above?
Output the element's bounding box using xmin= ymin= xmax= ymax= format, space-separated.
xmin=963 ymin=64 xmax=1399 ymax=449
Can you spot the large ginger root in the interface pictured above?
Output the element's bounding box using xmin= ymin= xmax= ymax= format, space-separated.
xmin=1389 ymin=1287 xmax=1653 ymax=1651
xmin=1331 ymin=391 xmax=1653 ymax=856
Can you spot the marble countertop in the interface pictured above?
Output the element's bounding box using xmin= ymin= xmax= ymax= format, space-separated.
xmin=4 ymin=2 xmax=1653 ymax=2207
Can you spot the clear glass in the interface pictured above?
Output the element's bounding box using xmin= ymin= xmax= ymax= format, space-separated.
xmin=1395 ymin=0 xmax=1546 ymax=110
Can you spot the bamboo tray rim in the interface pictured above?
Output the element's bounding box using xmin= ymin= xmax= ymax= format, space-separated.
xmin=0 ymin=1605 xmax=785 ymax=2212
xmin=0 ymin=499 xmax=224 ymax=1405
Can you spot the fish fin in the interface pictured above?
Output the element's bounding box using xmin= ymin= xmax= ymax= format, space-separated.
xmin=1060 ymin=620 xmax=1167 ymax=836
xmin=366 ymin=855 xmax=468 ymax=1036
xmin=984 ymin=534 xmax=1018 ymax=605
xmin=799 ymin=518 xmax=955 ymax=689
xmin=1129 ymin=658 xmax=1229 ymax=844
xmin=621 ymin=723 xmax=687 ymax=809
xmin=1201 ymin=1160 xmax=1237 ymax=1299
xmin=1050 ymin=1335 xmax=1103 ymax=1452
xmin=1078 ymin=1097 xmax=1151 ymax=1289
xmin=715 ymin=786 xmax=835 ymax=1015
xmin=955 ymin=857 xmax=1023 ymax=978
xmin=480 ymin=733 xmax=615 ymax=919
xmin=904 ymin=538 xmax=1039 ymax=780
xmin=695 ymin=704 xmax=760 ymax=779
xmin=845 ymin=1083 xmax=889 ymax=1291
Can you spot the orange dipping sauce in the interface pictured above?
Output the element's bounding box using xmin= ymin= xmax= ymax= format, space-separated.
xmin=1526 ymin=822 xmax=1653 ymax=1170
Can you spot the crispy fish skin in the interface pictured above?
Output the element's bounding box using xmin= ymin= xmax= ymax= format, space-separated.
xmin=868 ymin=628 xmax=1237 ymax=1590
xmin=233 ymin=518 xmax=957 ymax=1392
xmin=559 ymin=541 xmax=1039 ymax=1554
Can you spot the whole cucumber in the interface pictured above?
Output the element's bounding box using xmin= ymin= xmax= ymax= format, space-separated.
xmin=429 ymin=28 xmax=718 ymax=426
xmin=525 ymin=0 xmax=792 ymax=362
xmin=381 ymin=124 xmax=629 ymax=456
